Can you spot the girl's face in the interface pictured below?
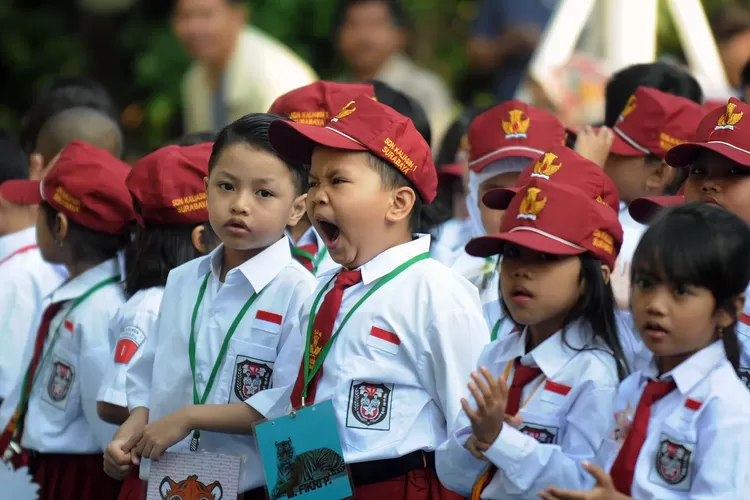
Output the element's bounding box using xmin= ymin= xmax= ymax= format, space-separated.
xmin=477 ymin=172 xmax=520 ymax=234
xmin=631 ymin=268 xmax=739 ymax=370
xmin=500 ymin=243 xmax=582 ymax=338
xmin=685 ymin=151 xmax=750 ymax=224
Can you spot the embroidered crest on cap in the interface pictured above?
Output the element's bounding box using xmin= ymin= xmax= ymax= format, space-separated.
xmin=171 ymin=192 xmax=207 ymax=215
xmin=517 ymin=187 xmax=547 ymax=220
xmin=716 ymin=102 xmax=743 ymax=131
xmin=53 ymin=187 xmax=82 ymax=214
xmin=502 ymin=110 xmax=531 ymax=139
xmin=592 ymin=229 xmax=614 ymax=255
xmin=331 ymin=101 xmax=356 ymax=122
xmin=530 ymin=152 xmax=562 ymax=180
xmin=619 ymin=95 xmax=637 ymax=121
xmin=290 ymin=111 xmax=329 ymax=126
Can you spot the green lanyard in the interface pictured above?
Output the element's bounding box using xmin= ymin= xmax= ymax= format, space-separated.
xmin=15 ymin=275 xmax=119 ymax=440
xmin=188 ymin=272 xmax=262 ymax=450
xmin=301 ymin=252 xmax=429 ymax=406
xmin=290 ymin=245 xmax=329 ymax=275
xmin=490 ymin=320 xmax=501 ymax=342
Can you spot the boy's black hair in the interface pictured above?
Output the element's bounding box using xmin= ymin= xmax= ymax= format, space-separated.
xmin=0 ymin=130 xmax=30 ymax=184
xmin=370 ymin=80 xmax=432 ymax=146
xmin=19 ymin=78 xmax=119 ymax=155
xmin=501 ymin=253 xmax=630 ymax=381
xmin=209 ymin=113 xmax=309 ymax=195
xmin=334 ymin=0 xmax=408 ymax=30
xmin=604 ymin=63 xmax=703 ymax=128
xmin=631 ymin=202 xmax=750 ymax=372
xmin=37 ymin=107 xmax=123 ymax=159
xmin=177 ymin=131 xmax=216 ymax=147
xmin=41 ymin=202 xmax=128 ymax=266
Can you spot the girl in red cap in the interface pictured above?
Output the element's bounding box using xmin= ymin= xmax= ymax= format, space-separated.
xmin=436 ymin=180 xmax=629 ymax=499
xmin=99 ymin=143 xmax=220 ymax=500
xmin=540 ymin=203 xmax=750 ymax=500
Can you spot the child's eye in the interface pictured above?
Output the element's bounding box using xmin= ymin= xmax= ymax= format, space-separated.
xmin=689 ymin=166 xmax=706 ymax=178
xmin=673 ymin=285 xmax=691 ymax=297
xmin=257 ymin=189 xmax=274 ymax=198
xmin=309 ymin=180 xmax=319 ymax=188
xmin=729 ymin=167 xmax=748 ymax=176
xmin=633 ymin=277 xmax=651 ymax=289
xmin=218 ymin=182 xmax=233 ymax=191
xmin=332 ymin=178 xmax=345 ymax=185
xmin=539 ymin=253 xmax=560 ymax=262
xmin=503 ymin=246 xmax=520 ymax=259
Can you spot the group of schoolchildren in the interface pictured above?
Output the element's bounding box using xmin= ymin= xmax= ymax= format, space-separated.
xmin=0 ymin=68 xmax=750 ymax=500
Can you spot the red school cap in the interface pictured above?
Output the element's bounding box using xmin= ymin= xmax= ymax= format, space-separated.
xmin=268 ymin=94 xmax=437 ymax=202
xmin=127 ymin=142 xmax=212 ymax=225
xmin=0 ymin=141 xmax=134 ymax=234
xmin=481 ymin=143 xmax=620 ymax=211
xmin=610 ymin=87 xmax=704 ymax=159
xmin=666 ymin=98 xmax=750 ymax=168
xmin=628 ymin=195 xmax=685 ymax=224
xmin=466 ymin=180 xmax=623 ymax=269
xmin=467 ymin=100 xmax=566 ymax=173
xmin=268 ymin=81 xmax=376 ymax=126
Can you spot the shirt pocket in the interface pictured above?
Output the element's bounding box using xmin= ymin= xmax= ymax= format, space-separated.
xmin=515 ymin=410 xmax=566 ymax=445
xmin=38 ymin=343 xmax=81 ymax=420
xmin=247 ymin=309 xmax=284 ymax=349
xmin=222 ymin=339 xmax=278 ymax=404
xmin=646 ymin=422 xmax=696 ymax=493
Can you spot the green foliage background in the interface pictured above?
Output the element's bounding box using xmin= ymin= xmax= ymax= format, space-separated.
xmin=0 ymin=0 xmax=745 ymax=152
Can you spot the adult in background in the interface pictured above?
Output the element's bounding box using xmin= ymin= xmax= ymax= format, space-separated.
xmin=336 ymin=0 xmax=454 ymax=148
xmin=174 ymin=0 xmax=318 ymax=133
xmin=710 ymin=3 xmax=750 ymax=94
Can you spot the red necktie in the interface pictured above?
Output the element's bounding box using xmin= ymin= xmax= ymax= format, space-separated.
xmin=471 ymin=358 xmax=543 ymax=500
xmin=291 ymin=269 xmax=362 ymax=408
xmin=0 ymin=302 xmax=63 ymax=460
xmin=295 ymin=243 xmax=319 ymax=272
xmin=610 ymin=379 xmax=676 ymax=495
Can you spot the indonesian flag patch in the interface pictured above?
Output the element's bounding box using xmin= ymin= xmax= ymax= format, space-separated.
xmin=366 ymin=326 xmax=401 ymax=354
xmin=114 ymin=326 xmax=146 ymax=364
xmin=253 ymin=310 xmax=283 ymax=332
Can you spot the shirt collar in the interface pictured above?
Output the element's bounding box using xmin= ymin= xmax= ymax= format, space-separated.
xmin=0 ymin=226 xmax=36 ymax=260
xmin=48 ymin=258 xmax=120 ymax=304
xmin=649 ymin=341 xmax=726 ymax=394
xmin=516 ymin=319 xmax=591 ymax=378
xmin=198 ymin=237 xmax=292 ymax=293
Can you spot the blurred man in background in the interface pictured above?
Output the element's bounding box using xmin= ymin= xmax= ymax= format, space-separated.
xmin=710 ymin=3 xmax=750 ymax=94
xmin=174 ymin=0 xmax=318 ymax=133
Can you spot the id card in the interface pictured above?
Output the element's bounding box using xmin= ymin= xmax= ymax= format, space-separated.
xmin=254 ymin=400 xmax=353 ymax=500
xmin=145 ymin=452 xmax=241 ymax=500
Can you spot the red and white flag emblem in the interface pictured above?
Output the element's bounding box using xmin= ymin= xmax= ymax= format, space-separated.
xmin=367 ymin=326 xmax=401 ymax=354
xmin=114 ymin=326 xmax=146 ymax=364
xmin=254 ymin=310 xmax=283 ymax=332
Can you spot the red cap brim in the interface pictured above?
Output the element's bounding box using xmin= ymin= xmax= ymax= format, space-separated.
xmin=666 ymin=141 xmax=750 ymax=168
xmin=610 ymin=132 xmax=645 ymax=157
xmin=268 ymin=120 xmax=368 ymax=165
xmin=469 ymin=148 xmax=541 ymax=173
xmin=628 ymin=195 xmax=684 ymax=224
xmin=482 ymin=187 xmax=519 ymax=210
xmin=0 ymin=180 xmax=43 ymax=205
xmin=466 ymin=228 xmax=587 ymax=258
xmin=437 ymin=162 xmax=465 ymax=179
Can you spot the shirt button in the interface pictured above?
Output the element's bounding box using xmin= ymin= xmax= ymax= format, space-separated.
xmin=197 ymin=373 xmax=204 ymax=383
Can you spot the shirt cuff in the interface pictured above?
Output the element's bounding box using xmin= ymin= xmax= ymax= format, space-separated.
xmin=96 ymin=387 xmax=127 ymax=408
xmin=127 ymin=393 xmax=150 ymax=413
xmin=483 ymin=424 xmax=536 ymax=476
xmin=246 ymin=386 xmax=291 ymax=420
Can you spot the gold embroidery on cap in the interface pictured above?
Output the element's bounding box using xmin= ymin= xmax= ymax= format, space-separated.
xmin=517 ymin=187 xmax=547 ymax=220
xmin=290 ymin=111 xmax=329 ymax=126
xmin=595 ymin=195 xmax=609 ymax=207
xmin=172 ymin=192 xmax=207 ymax=215
xmin=331 ymin=101 xmax=356 ymax=122
xmin=381 ymin=137 xmax=418 ymax=175
xmin=619 ymin=95 xmax=637 ymax=121
xmin=530 ymin=152 xmax=562 ymax=180
xmin=592 ymin=229 xmax=614 ymax=255
xmin=659 ymin=132 xmax=686 ymax=152
xmin=502 ymin=110 xmax=531 ymax=139
xmin=53 ymin=187 xmax=81 ymax=213
xmin=716 ymin=102 xmax=743 ymax=131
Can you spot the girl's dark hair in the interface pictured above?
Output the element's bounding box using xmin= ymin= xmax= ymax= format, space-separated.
xmin=631 ymin=202 xmax=750 ymax=371
xmin=501 ymin=253 xmax=629 ymax=381
xmin=42 ymin=202 xmax=128 ymax=266
xmin=123 ymin=221 xmax=219 ymax=298
xmin=370 ymin=80 xmax=432 ymax=147
xmin=209 ymin=113 xmax=309 ymax=195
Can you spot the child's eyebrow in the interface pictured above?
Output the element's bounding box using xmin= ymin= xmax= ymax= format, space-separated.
xmin=215 ymin=170 xmax=239 ymax=182
xmin=253 ymin=177 xmax=277 ymax=186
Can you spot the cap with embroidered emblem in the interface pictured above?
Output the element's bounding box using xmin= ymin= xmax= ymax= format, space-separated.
xmin=466 ymin=180 xmax=623 ymax=269
xmin=481 ymin=144 xmax=620 ymax=211
xmin=467 ymin=100 xmax=566 ymax=173
xmin=268 ymin=81 xmax=376 ymax=126
xmin=0 ymin=140 xmax=134 ymax=234
xmin=610 ymin=87 xmax=703 ymax=159
xmin=127 ymin=142 xmax=212 ymax=225
xmin=268 ymin=94 xmax=437 ymax=202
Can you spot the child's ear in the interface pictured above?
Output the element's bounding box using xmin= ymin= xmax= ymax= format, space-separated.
xmin=191 ymin=224 xmax=207 ymax=254
xmin=718 ymin=293 xmax=747 ymax=329
xmin=385 ymin=187 xmax=416 ymax=224
xmin=287 ymin=193 xmax=307 ymax=228
xmin=600 ymin=264 xmax=612 ymax=285
xmin=645 ymin=160 xmax=674 ymax=194
xmin=55 ymin=212 xmax=69 ymax=244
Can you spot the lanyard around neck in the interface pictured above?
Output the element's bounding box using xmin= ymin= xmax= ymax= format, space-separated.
xmin=290 ymin=245 xmax=329 ymax=274
xmin=491 ymin=320 xmax=501 ymax=342
xmin=301 ymin=252 xmax=429 ymax=403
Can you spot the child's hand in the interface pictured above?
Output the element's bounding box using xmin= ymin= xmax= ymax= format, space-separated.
xmin=538 ymin=461 xmax=632 ymax=500
xmin=460 ymin=366 xmax=509 ymax=445
xmin=103 ymin=435 xmax=135 ymax=480
xmin=574 ymin=126 xmax=614 ymax=168
xmin=464 ymin=435 xmax=490 ymax=460
xmin=135 ymin=408 xmax=193 ymax=459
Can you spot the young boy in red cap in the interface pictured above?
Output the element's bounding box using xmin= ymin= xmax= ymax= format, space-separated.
xmin=0 ymin=141 xmax=135 ymax=500
xmin=255 ymin=94 xmax=488 ymax=500
xmin=268 ymin=81 xmax=375 ymax=276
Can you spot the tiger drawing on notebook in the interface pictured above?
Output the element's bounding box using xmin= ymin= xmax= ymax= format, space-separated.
xmin=271 ymin=438 xmax=347 ymax=499
xmin=159 ymin=474 xmax=223 ymax=500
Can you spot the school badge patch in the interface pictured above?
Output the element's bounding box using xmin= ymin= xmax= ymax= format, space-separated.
xmin=650 ymin=435 xmax=693 ymax=490
xmin=346 ymin=382 xmax=393 ymax=431
xmin=42 ymin=359 xmax=74 ymax=410
xmin=518 ymin=424 xmax=558 ymax=444
xmin=231 ymin=356 xmax=272 ymax=402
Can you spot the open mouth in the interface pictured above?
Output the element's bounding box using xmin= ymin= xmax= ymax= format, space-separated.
xmin=224 ymin=218 xmax=250 ymax=233
xmin=316 ymin=218 xmax=340 ymax=245
xmin=509 ymin=286 xmax=534 ymax=302
xmin=643 ymin=321 xmax=669 ymax=338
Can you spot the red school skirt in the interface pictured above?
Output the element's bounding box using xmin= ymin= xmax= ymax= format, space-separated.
xmin=27 ymin=452 xmax=122 ymax=500
xmin=117 ymin=468 xmax=145 ymax=500
xmin=352 ymin=467 xmax=463 ymax=500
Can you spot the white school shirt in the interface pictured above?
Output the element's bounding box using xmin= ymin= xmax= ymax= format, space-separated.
xmin=287 ymin=224 xmax=339 ymax=277
xmin=436 ymin=321 xmax=620 ymax=498
xmin=96 ymin=287 xmax=164 ymax=408
xmin=595 ymin=341 xmax=750 ymax=499
xmin=430 ymin=218 xmax=473 ymax=266
xmin=0 ymin=242 xmax=66 ymax=400
xmin=611 ymin=203 xmax=646 ymax=309
xmin=0 ymin=226 xmax=36 ymax=262
xmin=0 ymin=258 xmax=124 ymax=453
xmin=734 ymin=283 xmax=750 ymax=389
xmin=130 ymin=237 xmax=315 ymax=492
xmin=250 ymin=235 xmax=489 ymax=464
